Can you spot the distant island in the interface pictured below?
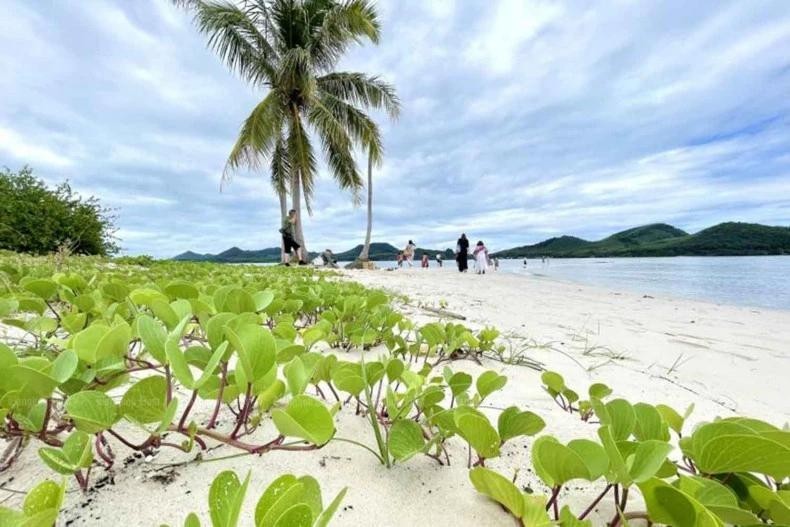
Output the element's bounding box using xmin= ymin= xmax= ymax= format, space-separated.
xmin=172 ymin=222 xmax=790 ymax=262
xmin=173 ymin=242 xmax=456 ymax=263
xmin=493 ymin=222 xmax=790 ymax=258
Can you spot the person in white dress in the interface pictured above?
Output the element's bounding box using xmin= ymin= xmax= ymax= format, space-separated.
xmin=473 ymin=241 xmax=489 ymax=274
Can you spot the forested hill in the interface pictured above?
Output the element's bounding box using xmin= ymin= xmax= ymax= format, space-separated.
xmin=173 ymin=242 xmax=455 ymax=262
xmin=493 ymin=223 xmax=790 ymax=257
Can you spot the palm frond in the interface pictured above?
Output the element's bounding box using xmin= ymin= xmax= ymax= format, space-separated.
xmin=223 ymin=91 xmax=284 ymax=186
xmin=270 ymin=133 xmax=291 ymax=196
xmin=277 ymin=47 xmax=315 ymax=102
xmin=308 ymin=99 xmax=363 ymax=193
xmin=184 ymin=0 xmax=279 ymax=86
xmin=287 ymin=113 xmax=318 ymax=212
xmin=309 ymin=0 xmax=381 ymax=69
xmin=318 ymin=93 xmax=383 ymax=165
xmin=317 ymin=71 xmax=399 ymax=118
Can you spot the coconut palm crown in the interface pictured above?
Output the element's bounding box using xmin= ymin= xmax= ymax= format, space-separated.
xmin=177 ymin=0 xmax=400 ymax=251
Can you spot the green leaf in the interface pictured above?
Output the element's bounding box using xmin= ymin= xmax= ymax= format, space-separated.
xmin=258 ymin=380 xmax=286 ymax=412
xmin=284 ymin=356 xmax=310 ymax=396
xmin=628 ymin=440 xmax=673 ymax=483
xmin=448 ymin=372 xmax=472 ymax=397
xmin=559 ymin=505 xmax=592 ymax=526
xmin=532 ymin=436 xmax=606 ymax=487
xmin=65 ymin=390 xmax=118 ymax=433
xmin=209 ymin=470 xmax=250 ymax=527
xmin=314 ymin=488 xmax=347 ymax=527
xmin=71 ymin=324 xmax=106 ymax=364
xmin=690 ymin=420 xmax=790 ymax=479
xmin=388 ymin=419 xmax=425 ymax=461
xmin=469 ymin=467 xmax=524 ymax=519
xmin=22 ymin=479 xmax=65 ymax=525
xmin=271 ymin=395 xmax=335 ymax=446
xmin=255 ymin=475 xmax=298 ymax=527
xmin=601 ymin=399 xmax=636 ymax=441
xmin=255 ymin=474 xmax=323 ymax=527
xmin=225 ymin=324 xmax=276 ymax=384
xmin=184 ymin=512 xmax=201 ymax=527
xmin=61 ymin=312 xmax=87 ymax=334
xmin=633 ymin=403 xmax=670 ymax=441
xmin=138 ymin=315 xmax=167 ymax=364
xmin=23 ymin=279 xmax=58 ymax=300
xmin=120 ymin=375 xmax=168 ymax=424
xmin=638 ymin=478 xmax=723 ymax=527
xmin=164 ymin=280 xmax=199 ymax=300
xmin=330 ymin=362 xmax=365 ymax=396
xmin=588 ymin=382 xmax=612 ymax=400
xmin=541 ymin=371 xmax=566 ymax=393
xmin=272 ymin=504 xmax=312 ymax=527
xmin=497 ymin=406 xmax=545 ymax=442
xmin=476 ymin=370 xmax=507 ymax=401
xmin=49 ymin=350 xmax=78 ymax=384
xmin=454 ymin=408 xmax=500 ymax=459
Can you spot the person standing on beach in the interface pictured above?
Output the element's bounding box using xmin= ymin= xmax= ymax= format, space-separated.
xmin=435 ymin=253 xmax=443 ymax=267
xmin=473 ymin=241 xmax=489 ymax=274
xmin=456 ymin=233 xmax=469 ymax=272
xmin=403 ymin=240 xmax=416 ymax=267
xmin=421 ymin=253 xmax=429 ymax=268
xmin=280 ymin=209 xmax=307 ymax=266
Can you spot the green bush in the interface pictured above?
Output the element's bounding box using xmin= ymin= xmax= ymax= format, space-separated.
xmin=0 ymin=166 xmax=117 ymax=255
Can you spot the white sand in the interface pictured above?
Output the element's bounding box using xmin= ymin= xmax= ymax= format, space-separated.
xmin=1 ymin=268 xmax=788 ymax=525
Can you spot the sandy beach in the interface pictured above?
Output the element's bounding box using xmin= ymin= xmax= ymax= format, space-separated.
xmin=2 ymin=268 xmax=788 ymax=526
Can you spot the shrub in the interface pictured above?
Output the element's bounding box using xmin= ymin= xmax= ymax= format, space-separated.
xmin=0 ymin=166 xmax=117 ymax=255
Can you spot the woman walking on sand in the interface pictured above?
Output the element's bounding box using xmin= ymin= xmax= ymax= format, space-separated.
xmin=403 ymin=240 xmax=416 ymax=267
xmin=473 ymin=240 xmax=489 ymax=274
xmin=456 ymin=233 xmax=469 ymax=272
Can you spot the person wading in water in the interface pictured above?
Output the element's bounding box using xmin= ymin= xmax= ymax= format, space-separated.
xmin=280 ymin=209 xmax=307 ymax=266
xmin=456 ymin=233 xmax=469 ymax=272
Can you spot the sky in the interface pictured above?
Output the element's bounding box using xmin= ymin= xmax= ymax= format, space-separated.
xmin=1 ymin=1 xmax=789 ymax=257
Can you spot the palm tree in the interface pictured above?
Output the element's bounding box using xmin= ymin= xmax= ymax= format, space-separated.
xmin=176 ymin=0 xmax=399 ymax=255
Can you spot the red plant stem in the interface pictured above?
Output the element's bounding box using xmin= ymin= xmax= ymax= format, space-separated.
xmin=207 ymin=362 xmax=227 ymax=429
xmin=38 ymin=398 xmax=52 ymax=439
xmin=579 ymin=484 xmax=613 ymax=520
xmin=178 ymin=390 xmax=199 ymax=431
xmin=327 ymin=382 xmax=340 ymax=402
xmin=74 ymin=470 xmax=88 ymax=492
xmin=106 ymin=428 xmax=156 ymax=451
xmin=230 ymin=384 xmax=252 ymax=439
xmin=546 ymin=486 xmax=562 ymax=518
xmin=610 ymin=486 xmax=629 ymax=527
xmin=95 ymin=434 xmax=114 ymax=467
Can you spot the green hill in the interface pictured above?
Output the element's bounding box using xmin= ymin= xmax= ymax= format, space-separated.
xmin=494 ymin=222 xmax=790 ymax=258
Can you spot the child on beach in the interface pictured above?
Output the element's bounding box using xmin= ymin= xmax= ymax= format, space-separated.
xmin=473 ymin=241 xmax=489 ymax=274
xmin=421 ymin=254 xmax=429 ymax=268
xmin=435 ymin=254 xmax=443 ymax=267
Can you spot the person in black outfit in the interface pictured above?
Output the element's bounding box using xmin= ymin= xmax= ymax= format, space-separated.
xmin=456 ymin=233 xmax=469 ymax=272
xmin=280 ymin=209 xmax=307 ymax=266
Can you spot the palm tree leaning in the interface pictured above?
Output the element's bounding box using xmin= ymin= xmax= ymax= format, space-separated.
xmin=176 ymin=0 xmax=399 ymax=256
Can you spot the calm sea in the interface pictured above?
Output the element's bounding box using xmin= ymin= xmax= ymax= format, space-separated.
xmin=339 ymin=256 xmax=790 ymax=311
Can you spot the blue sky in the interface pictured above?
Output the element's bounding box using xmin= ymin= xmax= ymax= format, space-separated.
xmin=1 ymin=1 xmax=789 ymax=257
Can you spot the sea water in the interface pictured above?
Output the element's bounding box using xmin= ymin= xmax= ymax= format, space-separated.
xmin=338 ymin=256 xmax=790 ymax=311
xmin=499 ymin=256 xmax=790 ymax=311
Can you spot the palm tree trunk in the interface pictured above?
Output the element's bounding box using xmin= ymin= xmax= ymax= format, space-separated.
xmin=290 ymin=175 xmax=307 ymax=258
xmin=278 ymin=190 xmax=287 ymax=263
xmin=359 ymin=153 xmax=374 ymax=261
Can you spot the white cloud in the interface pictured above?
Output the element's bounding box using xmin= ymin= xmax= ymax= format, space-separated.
xmin=0 ymin=126 xmax=74 ymax=168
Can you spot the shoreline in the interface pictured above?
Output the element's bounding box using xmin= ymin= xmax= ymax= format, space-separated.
xmin=340 ymin=267 xmax=790 ymax=422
